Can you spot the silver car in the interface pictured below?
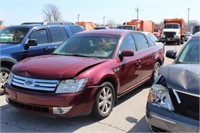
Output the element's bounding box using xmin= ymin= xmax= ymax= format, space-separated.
xmin=145 ymin=32 xmax=200 ymax=132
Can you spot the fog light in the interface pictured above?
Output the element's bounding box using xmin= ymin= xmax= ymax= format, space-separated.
xmin=53 ymin=106 xmax=72 ymax=114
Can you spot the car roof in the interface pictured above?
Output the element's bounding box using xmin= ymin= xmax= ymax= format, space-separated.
xmin=76 ymin=29 xmax=142 ymax=36
xmin=5 ymin=22 xmax=76 ymax=29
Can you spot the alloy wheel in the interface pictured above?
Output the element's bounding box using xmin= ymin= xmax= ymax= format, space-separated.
xmin=154 ymin=62 xmax=160 ymax=81
xmin=98 ymin=86 xmax=113 ymax=114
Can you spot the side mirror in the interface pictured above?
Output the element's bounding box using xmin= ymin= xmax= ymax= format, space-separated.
xmin=27 ymin=39 xmax=38 ymax=46
xmin=166 ymin=50 xmax=177 ymax=59
xmin=119 ymin=50 xmax=134 ymax=60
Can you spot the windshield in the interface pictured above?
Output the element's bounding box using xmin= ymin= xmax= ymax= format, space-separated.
xmin=53 ymin=34 xmax=119 ymax=59
xmin=164 ymin=24 xmax=179 ymax=29
xmin=177 ymin=37 xmax=200 ymax=64
xmin=0 ymin=27 xmax=30 ymax=44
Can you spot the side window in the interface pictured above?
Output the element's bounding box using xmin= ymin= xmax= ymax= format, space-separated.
xmin=133 ymin=33 xmax=149 ymax=51
xmin=49 ymin=27 xmax=64 ymax=43
xmin=29 ymin=29 xmax=48 ymax=44
xmin=119 ymin=34 xmax=136 ymax=52
xmin=69 ymin=26 xmax=83 ymax=34
xmin=145 ymin=35 xmax=155 ymax=47
xmin=61 ymin=27 xmax=68 ymax=40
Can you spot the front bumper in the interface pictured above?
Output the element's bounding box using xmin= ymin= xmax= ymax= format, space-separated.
xmin=146 ymin=103 xmax=200 ymax=132
xmin=159 ymin=37 xmax=179 ymax=43
xmin=4 ymin=84 xmax=97 ymax=118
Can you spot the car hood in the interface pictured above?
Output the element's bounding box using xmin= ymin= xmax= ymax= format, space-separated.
xmin=12 ymin=55 xmax=107 ymax=79
xmin=159 ymin=64 xmax=200 ymax=95
xmin=0 ymin=43 xmax=19 ymax=49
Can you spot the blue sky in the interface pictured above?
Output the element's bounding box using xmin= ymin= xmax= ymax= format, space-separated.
xmin=1 ymin=0 xmax=200 ymax=26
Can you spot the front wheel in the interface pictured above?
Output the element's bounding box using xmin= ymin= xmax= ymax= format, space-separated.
xmin=0 ymin=67 xmax=11 ymax=95
xmin=92 ymin=82 xmax=114 ymax=119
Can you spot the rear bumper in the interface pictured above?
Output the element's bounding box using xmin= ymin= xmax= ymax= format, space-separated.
xmin=145 ymin=103 xmax=200 ymax=132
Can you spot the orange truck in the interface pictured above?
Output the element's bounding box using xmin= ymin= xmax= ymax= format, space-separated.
xmin=119 ymin=19 xmax=155 ymax=33
xmin=0 ymin=25 xmax=5 ymax=30
xmin=76 ymin=21 xmax=96 ymax=30
xmin=160 ymin=18 xmax=186 ymax=45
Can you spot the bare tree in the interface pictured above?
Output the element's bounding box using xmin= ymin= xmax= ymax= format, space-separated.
xmin=42 ymin=4 xmax=63 ymax=22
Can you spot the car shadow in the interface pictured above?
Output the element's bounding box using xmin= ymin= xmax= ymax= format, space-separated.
xmin=1 ymin=104 xmax=99 ymax=132
xmin=126 ymin=116 xmax=151 ymax=132
xmin=0 ymin=83 xmax=151 ymax=132
xmin=116 ymin=83 xmax=150 ymax=106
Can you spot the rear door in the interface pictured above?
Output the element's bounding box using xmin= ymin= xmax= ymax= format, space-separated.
xmin=132 ymin=33 xmax=155 ymax=81
xmin=48 ymin=26 xmax=68 ymax=51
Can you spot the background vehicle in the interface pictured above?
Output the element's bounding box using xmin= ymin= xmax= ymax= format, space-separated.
xmin=184 ymin=32 xmax=192 ymax=41
xmin=153 ymin=27 xmax=162 ymax=38
xmin=192 ymin=25 xmax=200 ymax=34
xmin=117 ymin=25 xmax=136 ymax=31
xmin=0 ymin=24 xmax=5 ymax=30
xmin=160 ymin=18 xmax=186 ymax=45
xmin=5 ymin=29 xmax=164 ymax=119
xmin=122 ymin=19 xmax=155 ymax=33
xmin=146 ymin=32 xmax=200 ymax=132
xmin=94 ymin=26 xmax=110 ymax=30
xmin=0 ymin=22 xmax=84 ymax=94
xmin=76 ymin=21 xmax=96 ymax=30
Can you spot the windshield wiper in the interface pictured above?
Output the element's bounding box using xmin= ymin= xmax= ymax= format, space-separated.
xmin=71 ymin=54 xmax=89 ymax=57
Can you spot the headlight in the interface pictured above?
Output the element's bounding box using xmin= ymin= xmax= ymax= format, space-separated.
xmin=147 ymin=84 xmax=174 ymax=111
xmin=56 ymin=78 xmax=88 ymax=94
xmin=174 ymin=35 xmax=179 ymax=38
xmin=7 ymin=72 xmax=13 ymax=85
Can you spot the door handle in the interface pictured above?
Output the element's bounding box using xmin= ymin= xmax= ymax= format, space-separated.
xmin=151 ymin=54 xmax=155 ymax=58
xmin=136 ymin=60 xmax=141 ymax=66
xmin=44 ymin=47 xmax=51 ymax=51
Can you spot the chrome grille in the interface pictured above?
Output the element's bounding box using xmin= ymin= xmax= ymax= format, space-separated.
xmin=170 ymin=89 xmax=199 ymax=120
xmin=11 ymin=74 xmax=59 ymax=92
xmin=164 ymin=32 xmax=176 ymax=37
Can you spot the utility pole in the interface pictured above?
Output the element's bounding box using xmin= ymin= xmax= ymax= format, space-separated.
xmin=78 ymin=14 xmax=80 ymax=22
xmin=135 ymin=7 xmax=139 ymax=20
xmin=103 ymin=16 xmax=105 ymax=26
xmin=187 ymin=8 xmax=190 ymax=32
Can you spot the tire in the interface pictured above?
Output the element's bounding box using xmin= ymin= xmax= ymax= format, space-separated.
xmin=181 ymin=37 xmax=184 ymax=44
xmin=149 ymin=62 xmax=161 ymax=85
xmin=177 ymin=40 xmax=180 ymax=45
xmin=92 ymin=82 xmax=114 ymax=119
xmin=0 ymin=67 xmax=11 ymax=95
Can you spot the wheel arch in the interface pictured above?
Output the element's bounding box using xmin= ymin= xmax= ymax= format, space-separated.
xmin=1 ymin=57 xmax=17 ymax=70
xmin=99 ymin=76 xmax=119 ymax=104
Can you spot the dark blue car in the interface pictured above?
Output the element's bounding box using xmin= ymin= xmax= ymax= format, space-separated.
xmin=0 ymin=22 xmax=84 ymax=94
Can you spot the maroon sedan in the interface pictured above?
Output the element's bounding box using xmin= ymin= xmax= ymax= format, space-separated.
xmin=5 ymin=30 xmax=164 ymax=119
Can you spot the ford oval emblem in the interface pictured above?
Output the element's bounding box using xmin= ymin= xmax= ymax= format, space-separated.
xmin=25 ymin=80 xmax=33 ymax=86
